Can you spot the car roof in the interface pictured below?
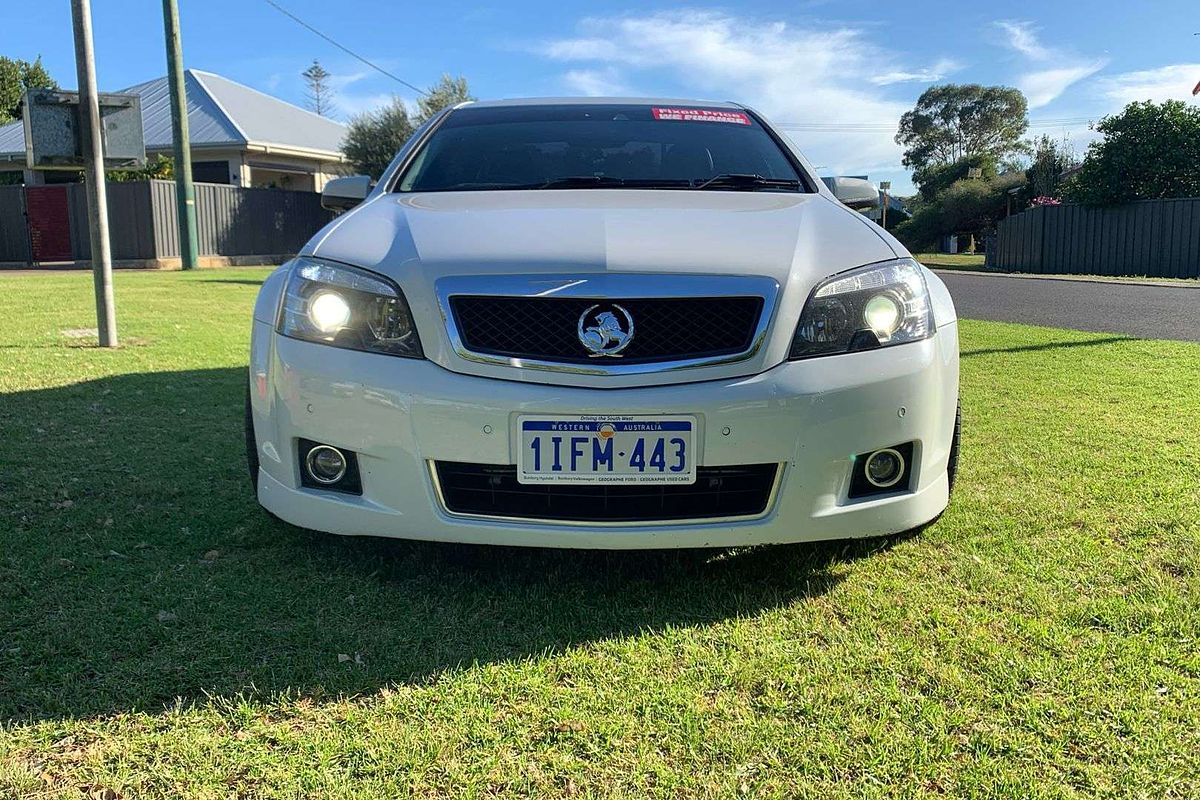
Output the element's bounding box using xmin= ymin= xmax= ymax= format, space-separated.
xmin=461 ymin=97 xmax=745 ymax=110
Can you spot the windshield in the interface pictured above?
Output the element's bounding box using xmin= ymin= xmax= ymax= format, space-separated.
xmin=396 ymin=104 xmax=810 ymax=193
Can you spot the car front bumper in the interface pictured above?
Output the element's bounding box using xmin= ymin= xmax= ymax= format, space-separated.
xmin=249 ymin=321 xmax=959 ymax=548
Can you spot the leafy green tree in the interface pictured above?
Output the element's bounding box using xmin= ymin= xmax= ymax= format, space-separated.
xmin=107 ymin=154 xmax=173 ymax=182
xmin=341 ymin=75 xmax=474 ymax=179
xmin=415 ymin=74 xmax=473 ymax=125
xmin=896 ymin=84 xmax=1029 ymax=183
xmin=912 ymin=154 xmax=998 ymax=203
xmin=0 ymin=55 xmax=56 ymax=124
xmin=1062 ymin=100 xmax=1200 ymax=206
xmin=1023 ymin=134 xmax=1077 ymax=201
xmin=342 ymin=98 xmax=415 ymax=179
xmin=942 ymin=172 xmax=1022 ymax=234
xmin=896 ymin=172 xmax=1023 ymax=252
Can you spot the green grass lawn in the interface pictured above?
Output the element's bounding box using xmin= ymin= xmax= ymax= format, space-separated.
xmin=1 ymin=268 xmax=1198 ymax=798
xmin=913 ymin=253 xmax=987 ymax=270
xmin=913 ymin=253 xmax=1199 ymax=284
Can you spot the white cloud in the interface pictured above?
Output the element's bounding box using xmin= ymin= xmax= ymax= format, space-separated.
xmin=327 ymin=70 xmax=371 ymax=92
xmin=335 ymin=93 xmax=408 ymax=119
xmin=1020 ymin=63 xmax=1108 ymax=108
xmin=994 ymin=20 xmax=1106 ymax=108
xmin=870 ymin=58 xmax=962 ymax=86
xmin=1099 ymin=64 xmax=1200 ymax=105
xmin=544 ymin=37 xmax=624 ymax=62
xmin=316 ymin=62 xmax=418 ymax=120
xmin=994 ymin=21 xmax=1049 ymax=61
xmin=563 ymin=67 xmax=633 ymax=97
xmin=536 ymin=11 xmax=920 ymax=177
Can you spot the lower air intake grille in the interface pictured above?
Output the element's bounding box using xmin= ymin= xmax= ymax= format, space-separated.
xmin=434 ymin=462 xmax=780 ymax=522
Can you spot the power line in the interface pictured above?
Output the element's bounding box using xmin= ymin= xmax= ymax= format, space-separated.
xmin=261 ymin=0 xmax=427 ymax=96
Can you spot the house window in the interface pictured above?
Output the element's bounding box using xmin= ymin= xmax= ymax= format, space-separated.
xmin=193 ymin=161 xmax=232 ymax=185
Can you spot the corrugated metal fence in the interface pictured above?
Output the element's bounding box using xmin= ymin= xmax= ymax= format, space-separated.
xmin=990 ymin=198 xmax=1200 ymax=278
xmin=70 ymin=182 xmax=159 ymax=260
xmin=0 ymin=186 xmax=31 ymax=263
xmin=148 ymin=181 xmax=334 ymax=258
xmin=0 ymin=180 xmax=333 ymax=266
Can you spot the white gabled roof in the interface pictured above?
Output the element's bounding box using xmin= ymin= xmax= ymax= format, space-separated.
xmin=0 ymin=69 xmax=347 ymax=161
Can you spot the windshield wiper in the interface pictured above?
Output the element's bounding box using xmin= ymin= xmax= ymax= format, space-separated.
xmin=537 ymin=175 xmax=693 ymax=190
xmin=430 ymin=176 xmax=703 ymax=191
xmin=692 ymin=173 xmax=802 ymax=191
xmin=539 ymin=175 xmax=626 ymax=189
xmin=436 ymin=181 xmax=542 ymax=191
xmin=427 ymin=178 xmax=630 ymax=191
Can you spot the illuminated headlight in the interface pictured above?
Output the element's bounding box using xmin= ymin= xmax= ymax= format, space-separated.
xmin=308 ymin=291 xmax=351 ymax=333
xmin=277 ymin=258 xmax=422 ymax=358
xmin=790 ymin=258 xmax=934 ymax=360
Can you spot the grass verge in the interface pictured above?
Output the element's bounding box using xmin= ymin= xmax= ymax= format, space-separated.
xmin=913 ymin=253 xmax=986 ymax=270
xmin=914 ymin=253 xmax=1199 ymax=285
xmin=1 ymin=268 xmax=1198 ymax=798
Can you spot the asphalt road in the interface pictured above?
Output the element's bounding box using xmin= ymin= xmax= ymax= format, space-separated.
xmin=935 ymin=271 xmax=1200 ymax=342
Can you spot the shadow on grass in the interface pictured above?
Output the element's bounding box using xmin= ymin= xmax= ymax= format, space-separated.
xmin=962 ymin=335 xmax=1134 ymax=358
xmin=0 ymin=368 xmax=894 ymax=723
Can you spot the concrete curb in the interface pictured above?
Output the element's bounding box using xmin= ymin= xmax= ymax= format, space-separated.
xmin=930 ymin=269 xmax=1200 ymax=290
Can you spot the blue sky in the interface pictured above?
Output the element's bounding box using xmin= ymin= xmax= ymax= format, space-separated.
xmin=4 ymin=0 xmax=1198 ymax=193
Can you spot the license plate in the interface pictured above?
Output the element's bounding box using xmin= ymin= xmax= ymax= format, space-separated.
xmin=517 ymin=415 xmax=696 ymax=485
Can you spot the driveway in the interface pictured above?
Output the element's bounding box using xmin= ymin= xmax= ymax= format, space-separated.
xmin=935 ymin=271 xmax=1200 ymax=342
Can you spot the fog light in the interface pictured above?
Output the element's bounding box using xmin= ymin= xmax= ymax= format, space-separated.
xmin=864 ymin=447 xmax=905 ymax=488
xmin=305 ymin=444 xmax=348 ymax=484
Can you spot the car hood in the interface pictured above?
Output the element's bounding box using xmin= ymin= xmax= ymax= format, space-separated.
xmin=303 ymin=190 xmax=901 ymax=387
xmin=307 ymin=189 xmax=896 ymax=287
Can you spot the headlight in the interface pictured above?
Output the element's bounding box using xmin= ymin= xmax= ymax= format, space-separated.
xmin=789 ymin=258 xmax=933 ymax=360
xmin=278 ymin=258 xmax=423 ymax=358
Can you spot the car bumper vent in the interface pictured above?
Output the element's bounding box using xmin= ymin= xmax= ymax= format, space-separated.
xmin=434 ymin=462 xmax=780 ymax=523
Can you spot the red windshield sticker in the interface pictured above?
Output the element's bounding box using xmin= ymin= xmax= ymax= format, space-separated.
xmin=651 ymin=107 xmax=752 ymax=125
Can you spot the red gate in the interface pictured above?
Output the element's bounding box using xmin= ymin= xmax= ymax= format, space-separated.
xmin=24 ymin=186 xmax=73 ymax=263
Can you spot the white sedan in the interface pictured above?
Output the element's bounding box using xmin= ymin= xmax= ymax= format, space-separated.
xmin=246 ymin=98 xmax=960 ymax=548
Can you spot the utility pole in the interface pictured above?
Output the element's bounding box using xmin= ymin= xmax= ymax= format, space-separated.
xmin=879 ymin=181 xmax=891 ymax=230
xmin=71 ymin=0 xmax=117 ymax=347
xmin=162 ymin=0 xmax=199 ymax=270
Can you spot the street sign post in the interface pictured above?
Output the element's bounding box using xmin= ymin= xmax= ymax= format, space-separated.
xmin=879 ymin=181 xmax=892 ymax=229
xmin=71 ymin=0 xmax=119 ymax=347
xmin=22 ymin=89 xmax=145 ymax=170
xmin=21 ymin=3 xmax=144 ymax=348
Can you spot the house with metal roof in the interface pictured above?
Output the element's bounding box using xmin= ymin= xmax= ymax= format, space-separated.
xmin=0 ymin=69 xmax=349 ymax=191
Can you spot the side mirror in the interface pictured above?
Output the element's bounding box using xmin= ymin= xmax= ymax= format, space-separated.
xmin=826 ymin=177 xmax=879 ymax=210
xmin=321 ymin=175 xmax=372 ymax=211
